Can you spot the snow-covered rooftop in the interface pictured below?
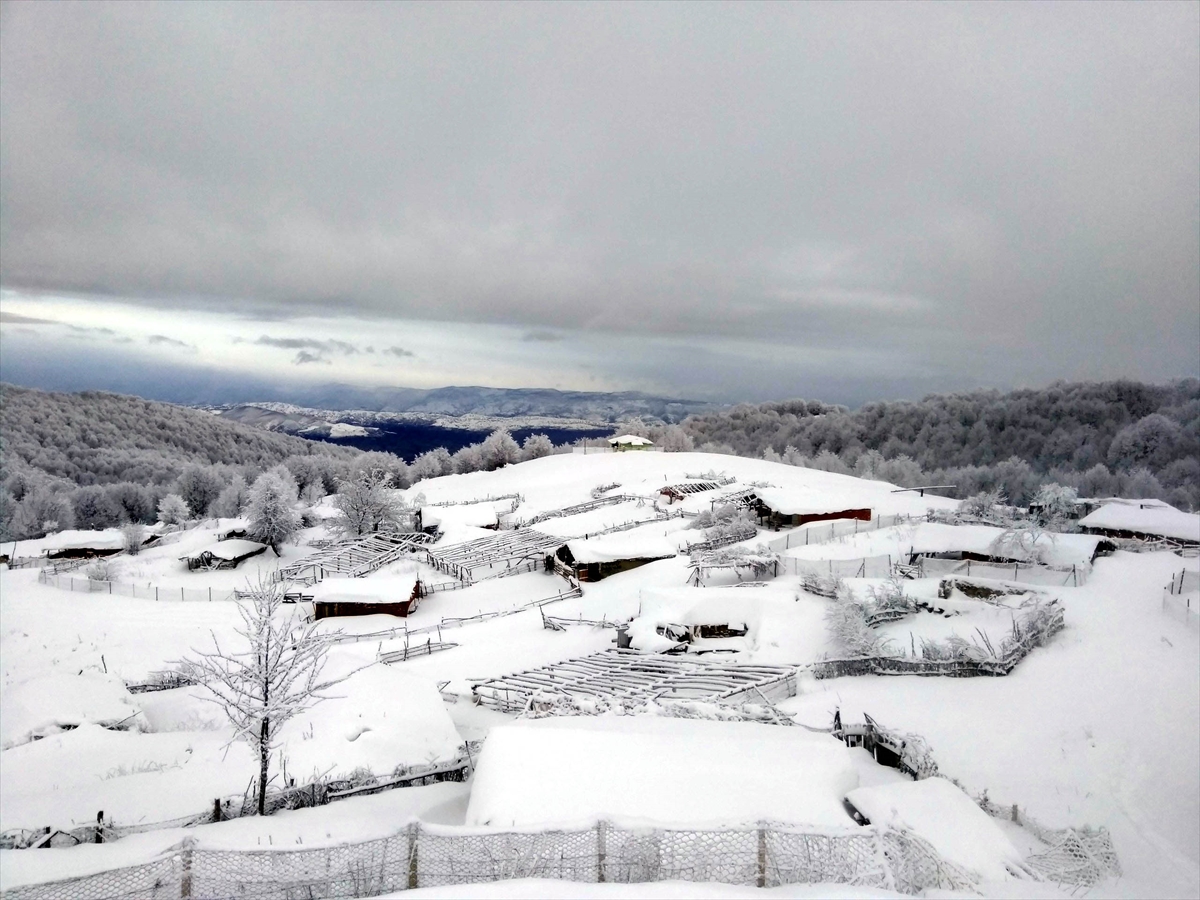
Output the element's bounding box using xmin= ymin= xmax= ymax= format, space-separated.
xmin=422 ymin=504 xmax=501 ymax=530
xmin=565 ymin=528 xmax=682 ymax=564
xmin=752 ymin=487 xmax=871 ymax=517
xmin=1 ymin=673 xmax=145 ymax=751
xmin=308 ymin=574 xmax=420 ymax=604
xmin=1078 ymin=499 xmax=1200 ymax=543
xmin=466 ymin=716 xmax=859 ymax=829
xmin=609 ymin=434 xmax=654 ymax=446
xmin=180 ymin=539 xmax=266 ymax=562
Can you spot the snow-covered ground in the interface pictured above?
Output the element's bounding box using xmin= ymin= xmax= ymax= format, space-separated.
xmin=1 ymin=451 xmax=1196 ymax=898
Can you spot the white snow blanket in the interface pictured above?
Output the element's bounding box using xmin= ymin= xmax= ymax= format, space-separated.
xmin=610 ymin=435 xmax=654 ymax=447
xmin=845 ymin=777 xmax=1025 ymax=882
xmin=308 ymin=574 xmax=420 ymax=604
xmin=466 ymin=716 xmax=858 ymax=829
xmin=0 ymin=672 xmax=146 ymax=750
xmin=422 ymin=505 xmax=501 ymax=530
xmin=279 ymin=666 xmax=463 ymax=783
xmin=37 ymin=529 xmax=127 ymax=554
xmin=1079 ymin=500 xmax=1200 ymax=543
xmin=181 ymin=539 xmax=266 ymax=562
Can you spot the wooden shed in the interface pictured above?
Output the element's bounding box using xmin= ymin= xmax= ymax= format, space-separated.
xmin=556 ymin=531 xmax=678 ymax=582
xmin=180 ymin=539 xmax=268 ymax=571
xmin=750 ymin=489 xmax=871 ymax=530
xmin=310 ymin=575 xmax=424 ymax=620
xmin=1077 ymin=499 xmax=1200 ymax=547
xmin=608 ymin=434 xmax=654 ymax=452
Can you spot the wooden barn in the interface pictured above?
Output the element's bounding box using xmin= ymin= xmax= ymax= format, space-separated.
xmin=608 ymin=434 xmax=654 ymax=452
xmin=555 ymin=530 xmax=678 ymax=582
xmin=180 ymin=539 xmax=268 ymax=571
xmin=309 ymin=574 xmax=423 ymax=620
xmin=750 ymin=489 xmax=871 ymax=530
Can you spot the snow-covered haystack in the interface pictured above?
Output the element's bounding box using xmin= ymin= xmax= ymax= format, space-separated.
xmin=846 ymin=777 xmax=1027 ymax=882
xmin=278 ymin=665 xmax=463 ymax=784
xmin=0 ymin=672 xmax=146 ymax=750
xmin=466 ymin=716 xmax=858 ymax=829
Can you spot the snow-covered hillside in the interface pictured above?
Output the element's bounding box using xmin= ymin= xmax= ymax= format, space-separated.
xmin=1 ymin=451 xmax=1196 ymax=898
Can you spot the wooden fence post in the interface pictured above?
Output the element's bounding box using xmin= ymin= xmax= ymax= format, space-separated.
xmin=95 ymin=810 xmax=104 ymax=843
xmin=179 ymin=836 xmax=195 ymax=899
xmin=597 ymin=820 xmax=607 ymax=883
xmin=757 ymin=822 xmax=767 ymax=888
xmin=408 ymin=821 xmax=419 ymax=890
xmin=212 ymin=799 xmax=222 ymax=823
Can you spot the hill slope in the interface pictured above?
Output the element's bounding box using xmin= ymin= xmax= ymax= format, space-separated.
xmin=0 ymin=384 xmax=361 ymax=487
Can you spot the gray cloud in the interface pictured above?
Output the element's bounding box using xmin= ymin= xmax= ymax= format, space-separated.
xmin=293 ymin=350 xmax=330 ymax=366
xmin=148 ymin=334 xmax=196 ymax=350
xmin=1 ymin=3 xmax=1196 ymax=396
xmin=382 ymin=346 xmax=414 ymax=358
xmin=253 ymin=336 xmax=359 ymax=355
xmin=522 ymin=330 xmax=565 ymax=343
xmin=0 ymin=311 xmax=58 ymax=325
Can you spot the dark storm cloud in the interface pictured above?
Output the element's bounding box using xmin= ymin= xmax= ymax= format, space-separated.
xmin=1 ymin=2 xmax=1197 ymax=394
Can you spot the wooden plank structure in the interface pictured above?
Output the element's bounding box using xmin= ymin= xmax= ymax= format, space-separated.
xmin=312 ymin=577 xmax=423 ymax=620
xmin=180 ymin=540 xmax=268 ymax=571
xmin=278 ymin=532 xmax=433 ymax=586
xmin=658 ymin=482 xmax=724 ymax=503
xmin=425 ymin=528 xmax=564 ymax=583
xmin=471 ymin=648 xmax=796 ymax=711
xmin=521 ymin=494 xmax=645 ymax=527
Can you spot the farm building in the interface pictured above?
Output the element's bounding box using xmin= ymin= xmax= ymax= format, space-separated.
xmin=179 ymin=539 xmax=268 ymax=571
xmin=627 ymin=589 xmax=757 ymax=653
xmin=465 ymin=716 xmax=859 ymax=828
xmin=555 ymin=529 xmax=678 ymax=581
xmin=420 ymin=503 xmax=501 ymax=533
xmin=1077 ymin=499 xmax=1200 ymax=546
xmin=608 ymin=434 xmax=654 ymax=451
xmin=750 ymin=488 xmax=871 ymax=530
xmin=43 ymin=528 xmax=162 ymax=560
xmin=309 ymin=574 xmax=423 ymax=620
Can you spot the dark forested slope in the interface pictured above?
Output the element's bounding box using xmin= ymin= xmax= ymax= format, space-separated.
xmin=0 ymin=384 xmax=360 ymax=487
xmin=682 ymin=380 xmax=1200 ymax=508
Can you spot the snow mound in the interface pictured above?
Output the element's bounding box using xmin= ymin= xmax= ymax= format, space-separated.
xmin=1 ymin=672 xmax=146 ymax=750
xmin=1079 ymin=500 xmax=1200 ymax=543
xmin=279 ymin=666 xmax=463 ymax=783
xmin=845 ymin=777 xmax=1025 ymax=882
xmin=466 ymin=716 xmax=859 ymax=829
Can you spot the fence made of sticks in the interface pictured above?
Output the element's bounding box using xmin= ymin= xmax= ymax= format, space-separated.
xmin=1 ymin=819 xmax=980 ymax=900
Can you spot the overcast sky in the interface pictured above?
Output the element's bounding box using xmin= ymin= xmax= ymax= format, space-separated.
xmin=1 ymin=1 xmax=1197 ymax=406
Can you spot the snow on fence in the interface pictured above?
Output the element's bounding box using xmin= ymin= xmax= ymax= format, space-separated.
xmin=784 ymin=555 xmax=895 ymax=580
xmin=917 ymin=556 xmax=1089 ymax=587
xmin=1 ymin=820 xmax=980 ymax=900
xmin=37 ymin=571 xmax=240 ymax=602
xmin=766 ymin=513 xmax=923 ymax=551
xmin=424 ymin=528 xmax=564 ymax=582
xmin=425 ymin=493 xmax=523 ymax=508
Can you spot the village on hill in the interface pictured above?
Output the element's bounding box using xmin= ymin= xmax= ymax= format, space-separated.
xmin=1 ymin=444 xmax=1197 ymax=899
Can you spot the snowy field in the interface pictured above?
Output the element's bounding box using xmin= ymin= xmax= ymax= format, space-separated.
xmin=1 ymin=451 xmax=1197 ymax=898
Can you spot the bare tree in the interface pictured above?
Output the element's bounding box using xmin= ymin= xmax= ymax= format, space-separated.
xmin=182 ymin=577 xmax=341 ymax=816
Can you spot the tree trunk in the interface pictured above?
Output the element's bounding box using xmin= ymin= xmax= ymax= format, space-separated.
xmin=258 ymin=718 xmax=270 ymax=815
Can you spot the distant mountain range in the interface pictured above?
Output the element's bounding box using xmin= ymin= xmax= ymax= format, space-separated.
xmin=207 ymin=386 xmax=717 ymax=428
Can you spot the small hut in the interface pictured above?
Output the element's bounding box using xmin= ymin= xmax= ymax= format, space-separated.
xmin=1077 ymin=499 xmax=1200 ymax=546
xmin=608 ymin=434 xmax=654 ymax=452
xmin=44 ymin=529 xmax=161 ymax=560
xmin=310 ymin=574 xmax=423 ymax=620
xmin=179 ymin=539 xmax=268 ymax=571
xmin=556 ymin=531 xmax=678 ymax=582
xmin=750 ymin=489 xmax=871 ymax=530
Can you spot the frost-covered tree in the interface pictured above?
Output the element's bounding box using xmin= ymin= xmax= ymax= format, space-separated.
xmin=121 ymin=522 xmax=148 ymax=555
xmin=157 ymin=493 xmax=190 ymax=526
xmin=246 ymin=472 xmax=301 ymax=554
xmin=211 ymin=475 xmax=251 ymax=519
xmin=106 ymin=482 xmax=157 ymax=524
xmin=659 ymin=425 xmax=694 ymax=453
xmin=331 ymin=468 xmax=406 ymax=537
xmin=411 ymin=447 xmax=453 ymax=482
xmin=451 ymin=444 xmax=485 ymax=474
xmin=960 ymin=489 xmax=1006 ymax=522
xmin=521 ymin=434 xmax=554 ymax=460
xmin=72 ymin=485 xmax=123 ymax=530
xmin=481 ymin=429 xmax=521 ymax=470
xmin=176 ymin=465 xmax=225 ymax=518
xmin=1031 ymin=483 xmax=1078 ymax=528
xmin=9 ymin=487 xmax=75 ymax=538
xmin=182 ymin=577 xmax=341 ymax=816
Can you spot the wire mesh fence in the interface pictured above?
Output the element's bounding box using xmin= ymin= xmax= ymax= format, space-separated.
xmin=37 ymin=571 xmax=240 ymax=602
xmin=765 ymin=514 xmax=922 ymax=552
xmin=1 ymin=820 xmax=981 ymax=900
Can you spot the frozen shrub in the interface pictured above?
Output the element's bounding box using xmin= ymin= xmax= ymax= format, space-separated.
xmin=156 ymin=493 xmax=189 ymax=526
